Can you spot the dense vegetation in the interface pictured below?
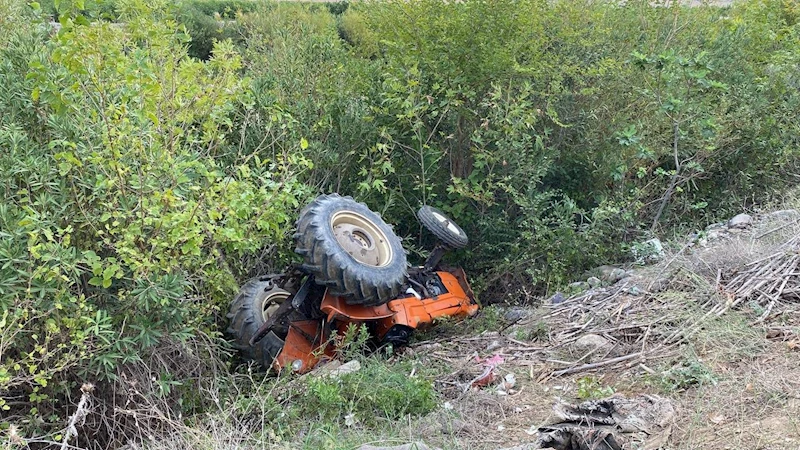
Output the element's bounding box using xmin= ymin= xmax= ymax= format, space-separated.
xmin=1 ymin=0 xmax=798 ymax=447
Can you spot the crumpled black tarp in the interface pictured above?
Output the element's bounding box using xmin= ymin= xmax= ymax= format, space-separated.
xmin=537 ymin=395 xmax=674 ymax=450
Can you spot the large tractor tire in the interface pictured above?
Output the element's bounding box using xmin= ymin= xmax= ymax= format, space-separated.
xmin=417 ymin=205 xmax=468 ymax=249
xmin=226 ymin=277 xmax=298 ymax=369
xmin=294 ymin=194 xmax=407 ymax=306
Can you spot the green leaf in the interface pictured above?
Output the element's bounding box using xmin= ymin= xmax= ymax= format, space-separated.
xmin=300 ymin=138 xmax=309 ymax=150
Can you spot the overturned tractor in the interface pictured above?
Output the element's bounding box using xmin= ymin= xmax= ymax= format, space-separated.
xmin=227 ymin=194 xmax=479 ymax=373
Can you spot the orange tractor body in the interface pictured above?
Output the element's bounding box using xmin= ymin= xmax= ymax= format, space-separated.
xmin=227 ymin=195 xmax=479 ymax=374
xmin=275 ymin=268 xmax=478 ymax=373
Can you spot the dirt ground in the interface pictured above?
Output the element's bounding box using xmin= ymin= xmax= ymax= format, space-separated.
xmin=401 ymin=209 xmax=800 ymax=450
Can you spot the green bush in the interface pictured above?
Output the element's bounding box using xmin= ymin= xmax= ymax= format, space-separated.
xmin=0 ymin=0 xmax=309 ymax=443
xmin=177 ymin=0 xmax=252 ymax=60
xmin=239 ymin=0 xmax=800 ymax=299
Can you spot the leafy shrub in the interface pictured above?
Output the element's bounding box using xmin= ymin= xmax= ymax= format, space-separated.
xmin=1 ymin=0 xmax=309 ymax=444
xmin=244 ymin=0 xmax=800 ymax=300
xmin=652 ymin=359 xmax=718 ymax=393
xmin=177 ymin=0 xmax=249 ymax=60
xmin=576 ymin=375 xmax=615 ymax=400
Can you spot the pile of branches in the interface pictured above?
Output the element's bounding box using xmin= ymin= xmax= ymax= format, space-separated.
xmin=723 ymin=234 xmax=800 ymax=323
xmin=538 ymin=282 xmax=683 ymax=378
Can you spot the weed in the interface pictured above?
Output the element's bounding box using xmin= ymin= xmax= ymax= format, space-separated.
xmin=512 ymin=320 xmax=548 ymax=342
xmin=332 ymin=323 xmax=372 ymax=361
xmin=298 ymin=358 xmax=437 ymax=426
xmin=471 ymin=306 xmax=503 ymax=333
xmin=651 ymin=358 xmax=718 ymax=393
xmin=576 ymin=375 xmax=615 ymax=400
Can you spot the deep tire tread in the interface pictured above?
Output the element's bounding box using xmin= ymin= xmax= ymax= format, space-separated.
xmin=226 ymin=278 xmax=296 ymax=369
xmin=294 ymin=194 xmax=407 ymax=306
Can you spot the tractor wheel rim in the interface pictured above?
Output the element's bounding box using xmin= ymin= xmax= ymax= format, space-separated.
xmin=261 ymin=290 xmax=291 ymax=323
xmin=331 ymin=211 xmax=393 ymax=267
xmin=431 ymin=210 xmax=462 ymax=236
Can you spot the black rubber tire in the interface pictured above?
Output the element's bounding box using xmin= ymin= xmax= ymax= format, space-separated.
xmin=294 ymin=194 xmax=407 ymax=306
xmin=417 ymin=205 xmax=469 ymax=249
xmin=226 ymin=278 xmax=297 ymax=369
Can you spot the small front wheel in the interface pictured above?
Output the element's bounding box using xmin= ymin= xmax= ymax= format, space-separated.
xmin=417 ymin=205 xmax=468 ymax=249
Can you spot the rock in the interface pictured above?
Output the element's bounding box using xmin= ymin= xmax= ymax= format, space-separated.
xmin=548 ymin=292 xmax=565 ymax=305
xmin=325 ymin=360 xmax=360 ymax=378
xmin=441 ymin=418 xmax=470 ymax=436
xmin=706 ymin=228 xmax=728 ymax=241
xmin=728 ymin=213 xmax=753 ymax=229
xmin=572 ymin=334 xmax=612 ymax=354
xmin=633 ymin=238 xmax=665 ymax=263
xmin=587 ymin=277 xmax=602 ymax=288
xmin=643 ymin=238 xmax=664 ymax=258
xmin=765 ymin=209 xmax=800 ymax=220
xmin=609 ymin=268 xmax=628 ymax=283
xmin=625 ymin=286 xmax=643 ymax=296
xmin=504 ymin=307 xmax=529 ymax=322
xmin=586 ymin=265 xmax=617 ymax=281
xmin=587 ymin=265 xmax=629 ymax=283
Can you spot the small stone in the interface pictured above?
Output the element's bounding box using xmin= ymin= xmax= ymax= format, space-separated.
xmin=707 ymin=229 xmax=727 ymax=241
xmin=587 ymin=265 xmax=617 ymax=281
xmin=633 ymin=238 xmax=665 ymax=263
xmin=486 ymin=340 xmax=502 ymax=352
xmin=728 ymin=213 xmax=753 ymax=229
xmin=765 ymin=209 xmax=800 ymax=220
xmin=548 ymin=292 xmax=565 ymax=304
xmin=326 ymin=360 xmax=361 ymax=378
xmin=587 ymin=276 xmax=602 ymax=288
xmin=572 ymin=334 xmax=612 ymax=354
xmin=643 ymin=238 xmax=664 ymax=256
xmin=626 ymin=286 xmax=643 ymax=296
xmin=441 ymin=418 xmax=468 ymax=436
xmin=504 ymin=307 xmax=529 ymax=322
xmin=609 ymin=268 xmax=628 ymax=282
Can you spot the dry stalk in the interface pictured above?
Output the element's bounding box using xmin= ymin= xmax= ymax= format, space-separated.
xmin=60 ymin=383 xmax=94 ymax=450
